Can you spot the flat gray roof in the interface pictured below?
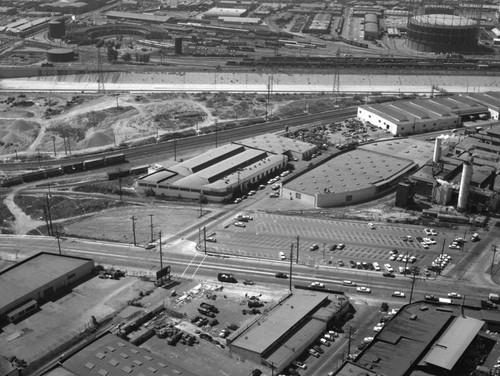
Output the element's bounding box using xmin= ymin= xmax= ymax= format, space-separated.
xmin=358 ymin=138 xmax=435 ymax=167
xmin=63 ymin=333 xmax=198 ymax=376
xmin=171 ymin=144 xmax=244 ymax=175
xmin=106 ymin=10 xmax=170 ymax=22
xmin=231 ymin=292 xmax=327 ymax=354
xmin=286 ymin=149 xmax=415 ymax=194
xmin=0 ymin=253 xmax=92 ymax=310
xmin=423 ymin=316 xmax=483 ymax=370
xmin=236 ymin=134 xmax=315 ymax=155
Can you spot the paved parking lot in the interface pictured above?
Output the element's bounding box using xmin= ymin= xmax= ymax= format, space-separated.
xmin=205 ymin=213 xmax=472 ymax=276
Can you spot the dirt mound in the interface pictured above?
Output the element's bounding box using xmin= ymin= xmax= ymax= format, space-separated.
xmin=0 ymin=110 xmax=34 ymax=118
xmin=84 ymin=131 xmax=114 ymax=148
xmin=8 ymin=119 xmax=37 ymax=132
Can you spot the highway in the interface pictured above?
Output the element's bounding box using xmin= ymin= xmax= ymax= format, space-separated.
xmin=0 ymin=233 xmax=493 ymax=308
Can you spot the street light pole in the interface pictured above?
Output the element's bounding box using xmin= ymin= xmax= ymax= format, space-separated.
xmin=149 ymin=214 xmax=154 ymax=243
xmin=130 ymin=216 xmax=137 ymax=246
xmin=289 ymin=243 xmax=293 ymax=292
xmin=158 ymin=231 xmax=163 ymax=270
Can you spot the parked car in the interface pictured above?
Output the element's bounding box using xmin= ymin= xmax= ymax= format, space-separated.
xmin=206 ymin=236 xmax=216 ymax=242
xmin=383 ymin=272 xmax=395 ymax=278
xmin=234 ymin=198 xmax=242 ymax=204
xmin=392 ymin=291 xmax=406 ymax=298
xmin=145 ymin=243 xmax=156 ymax=250
xmin=309 ymin=244 xmax=319 ymax=251
xmin=292 ymin=361 xmax=307 ymax=370
xmin=368 ymin=222 xmax=375 ymax=229
xmin=349 ymin=260 xmax=356 ymax=268
xmin=337 ymin=244 xmax=345 ymax=250
xmin=329 ymin=244 xmax=337 ymax=252
xmin=448 ymin=292 xmax=462 ymax=299
xmin=248 ymin=190 xmax=256 ymax=196
xmin=309 ymin=348 xmax=320 ymax=357
xmin=270 ymin=192 xmax=279 ymax=198
xmin=242 ymin=279 xmax=254 ymax=285
xmin=234 ymin=221 xmax=246 ymax=227
xmin=338 ymin=260 xmax=345 ymax=267
xmin=481 ymin=300 xmax=498 ymax=309
xmin=279 ymin=251 xmax=286 ymax=260
xmin=275 ymin=272 xmax=287 ymax=279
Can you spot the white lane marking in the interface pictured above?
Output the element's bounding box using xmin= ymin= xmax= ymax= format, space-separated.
xmin=191 ymin=254 xmax=208 ymax=279
xmin=181 ymin=253 xmax=201 ymax=277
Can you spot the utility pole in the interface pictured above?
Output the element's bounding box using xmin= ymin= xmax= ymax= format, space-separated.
xmin=118 ymin=178 xmax=123 ymax=202
xmin=45 ymin=193 xmax=53 ymax=236
xmin=148 ymin=214 xmax=154 ymax=243
xmin=203 ymin=226 xmax=207 ymax=254
xmin=491 ymin=245 xmax=499 ymax=275
xmin=289 ymin=243 xmax=293 ymax=292
xmin=214 ymin=120 xmax=218 ymax=148
xmin=174 ymin=138 xmax=177 ymax=161
xmin=438 ymin=238 xmax=446 ymax=275
xmin=158 ymin=231 xmax=163 ymax=270
xmin=199 ymin=193 xmax=204 ymax=217
xmin=409 ymin=267 xmax=419 ymax=304
xmin=52 ymin=136 xmax=56 ymax=156
xmin=130 ymin=216 xmax=137 ymax=246
xmin=296 ymin=235 xmax=300 ymax=264
xmin=56 ymin=226 xmax=61 ymax=255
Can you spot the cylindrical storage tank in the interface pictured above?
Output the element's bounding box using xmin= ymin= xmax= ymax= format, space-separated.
xmin=457 ymin=161 xmax=472 ymax=212
xmin=433 ymin=137 xmax=442 ymax=163
xmin=174 ymin=37 xmax=182 ymax=54
xmin=406 ymin=14 xmax=478 ymax=53
xmin=47 ymin=48 xmax=74 ymax=63
xmin=48 ymin=20 xmax=66 ymax=39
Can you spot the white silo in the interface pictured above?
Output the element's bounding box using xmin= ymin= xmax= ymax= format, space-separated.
xmin=433 ymin=137 xmax=442 ymax=163
xmin=457 ymin=161 xmax=472 ymax=212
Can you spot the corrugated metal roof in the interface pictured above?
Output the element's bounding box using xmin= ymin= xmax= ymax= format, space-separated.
xmin=423 ymin=316 xmax=483 ymax=370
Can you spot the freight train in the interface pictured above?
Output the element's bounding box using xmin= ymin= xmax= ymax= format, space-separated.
xmin=1 ymin=153 xmax=126 ymax=187
xmin=227 ymin=56 xmax=500 ymax=71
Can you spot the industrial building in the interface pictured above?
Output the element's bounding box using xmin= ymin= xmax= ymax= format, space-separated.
xmin=60 ymin=332 xmax=199 ymax=376
xmin=3 ymin=17 xmax=51 ymax=38
xmin=363 ymin=13 xmax=379 ymax=40
xmin=282 ymin=148 xmax=417 ymax=208
xmin=357 ymin=96 xmax=489 ymax=136
xmin=406 ymin=14 xmax=479 ymax=53
xmin=105 ymin=10 xmax=171 ymax=24
xmin=400 ymin=132 xmax=500 ymax=213
xmin=229 ymin=291 xmax=350 ymax=374
xmin=333 ymin=300 xmax=500 ymax=376
xmin=463 ymin=91 xmax=500 ymax=119
xmin=137 ymin=143 xmax=287 ymax=203
xmin=0 ymin=252 xmax=94 ymax=326
xmin=203 ymin=8 xmax=248 ymax=19
xmin=306 ymin=13 xmax=332 ymax=34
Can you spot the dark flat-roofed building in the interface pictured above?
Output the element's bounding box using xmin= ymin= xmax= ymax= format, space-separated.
xmin=0 ymin=252 xmax=94 ymax=325
xmin=333 ymin=301 xmax=492 ymax=376
xmin=229 ymin=292 xmax=349 ymax=374
xmin=282 ymin=149 xmax=416 ymax=207
xmin=61 ymin=332 xmax=199 ymax=376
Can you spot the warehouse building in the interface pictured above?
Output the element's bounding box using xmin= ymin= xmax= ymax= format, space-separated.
xmin=357 ymin=96 xmax=489 ymax=136
xmin=229 ymin=292 xmax=350 ymax=374
xmin=137 ymin=143 xmax=287 ymax=203
xmin=0 ymin=252 xmax=94 ymax=326
xmin=105 ymin=10 xmax=171 ymax=24
xmin=333 ymin=300 xmax=495 ymax=376
xmin=306 ymin=13 xmax=332 ymax=34
xmin=282 ymin=148 xmax=417 ymax=207
xmin=464 ymin=91 xmax=500 ymax=119
xmin=60 ymin=332 xmax=199 ymax=376
xmin=203 ymin=8 xmax=248 ymax=19
xmin=235 ymin=133 xmax=317 ymax=161
xmin=363 ymin=13 xmax=379 ymax=40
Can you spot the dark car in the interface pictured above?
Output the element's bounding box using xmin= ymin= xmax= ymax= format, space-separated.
xmin=383 ymin=272 xmax=395 ymax=278
xmin=329 ymin=244 xmax=337 ymax=252
xmin=481 ymin=300 xmax=498 ymax=309
xmin=349 ymin=260 xmax=356 ymax=268
xmin=338 ymin=260 xmax=345 ymax=267
xmin=242 ymin=279 xmax=254 ymax=285
xmin=313 ymin=345 xmax=325 ymax=354
xmin=275 ymin=272 xmax=288 ymax=279
xmin=425 ymin=295 xmax=439 ymax=302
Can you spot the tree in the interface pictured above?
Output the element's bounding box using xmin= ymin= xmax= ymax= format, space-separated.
xmin=380 ymin=302 xmax=389 ymax=312
xmin=122 ymin=52 xmax=132 ymax=62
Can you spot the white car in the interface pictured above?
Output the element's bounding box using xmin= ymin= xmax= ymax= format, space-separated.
xmin=357 ymin=286 xmax=371 ymax=293
xmin=247 ymin=190 xmax=256 ymax=196
xmin=311 ymin=282 xmax=325 ymax=288
xmin=448 ymin=292 xmax=462 ymax=299
xmin=279 ymin=251 xmax=286 ymax=260
xmin=363 ymin=336 xmax=374 ymax=343
xmin=421 ymin=242 xmax=429 ymax=249
xmin=392 ymin=291 xmax=406 ymax=298
xmin=368 ymin=222 xmax=375 ymax=229
xmin=449 ymin=243 xmax=460 ymax=250
xmin=430 ymin=229 xmax=438 ymax=236
xmin=234 ymin=221 xmax=246 ymax=227
xmin=384 ymin=264 xmax=394 ymax=272
xmin=424 ymin=228 xmax=432 ymax=235
xmin=389 ymin=254 xmax=397 ymax=261
xmin=342 ymin=280 xmax=356 ymax=286
xmin=373 ymin=323 xmax=384 ymax=332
